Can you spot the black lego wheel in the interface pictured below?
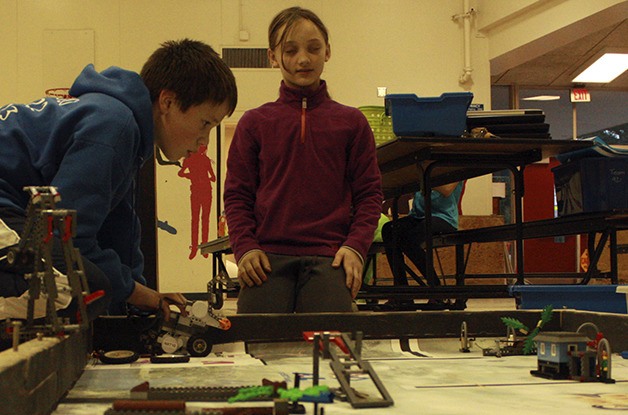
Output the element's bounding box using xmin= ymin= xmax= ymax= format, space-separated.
xmin=98 ymin=349 xmax=139 ymax=364
xmin=187 ymin=334 xmax=213 ymax=357
xmin=150 ymin=353 xmax=191 ymax=364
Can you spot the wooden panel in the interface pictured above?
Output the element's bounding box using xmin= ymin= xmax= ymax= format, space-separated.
xmin=594 ymin=229 xmax=628 ymax=284
xmin=373 ymin=215 xmax=507 ymax=286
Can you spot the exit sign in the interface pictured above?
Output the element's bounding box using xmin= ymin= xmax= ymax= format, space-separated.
xmin=570 ymin=88 xmax=591 ymax=102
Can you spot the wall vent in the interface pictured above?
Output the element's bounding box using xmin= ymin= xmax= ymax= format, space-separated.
xmin=222 ymin=48 xmax=271 ymax=68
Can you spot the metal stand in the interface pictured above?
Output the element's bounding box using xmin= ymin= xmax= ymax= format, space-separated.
xmin=309 ymin=331 xmax=394 ymax=409
xmin=6 ymin=186 xmax=90 ymax=333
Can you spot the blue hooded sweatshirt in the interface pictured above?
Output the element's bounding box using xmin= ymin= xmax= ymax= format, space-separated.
xmin=0 ymin=64 xmax=154 ymax=312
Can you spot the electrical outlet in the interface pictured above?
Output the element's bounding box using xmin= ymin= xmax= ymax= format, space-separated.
xmin=377 ymin=87 xmax=387 ymax=97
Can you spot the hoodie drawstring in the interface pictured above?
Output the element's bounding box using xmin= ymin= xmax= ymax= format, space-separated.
xmin=300 ymin=97 xmax=307 ymax=143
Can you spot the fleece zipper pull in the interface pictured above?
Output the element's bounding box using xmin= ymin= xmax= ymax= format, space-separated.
xmin=300 ymin=97 xmax=307 ymax=143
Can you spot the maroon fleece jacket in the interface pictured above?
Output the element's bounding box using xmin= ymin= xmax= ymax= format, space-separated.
xmin=224 ymin=80 xmax=383 ymax=262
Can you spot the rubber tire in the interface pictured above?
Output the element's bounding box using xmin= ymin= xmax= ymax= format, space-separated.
xmin=187 ymin=335 xmax=213 ymax=357
xmin=98 ymin=349 xmax=139 ymax=364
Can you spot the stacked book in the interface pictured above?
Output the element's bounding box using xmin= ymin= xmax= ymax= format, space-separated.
xmin=466 ymin=109 xmax=551 ymax=139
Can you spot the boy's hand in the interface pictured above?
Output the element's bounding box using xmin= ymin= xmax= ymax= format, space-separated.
xmin=127 ymin=282 xmax=187 ymax=321
xmin=237 ymin=250 xmax=271 ymax=287
xmin=159 ymin=293 xmax=188 ymax=320
xmin=332 ymin=247 xmax=363 ymax=298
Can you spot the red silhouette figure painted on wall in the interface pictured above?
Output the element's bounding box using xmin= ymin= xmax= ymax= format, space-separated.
xmin=178 ymin=145 xmax=216 ymax=259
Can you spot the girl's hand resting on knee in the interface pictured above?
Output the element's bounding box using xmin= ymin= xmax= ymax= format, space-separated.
xmin=237 ymin=250 xmax=271 ymax=287
xmin=332 ymin=246 xmax=363 ymax=298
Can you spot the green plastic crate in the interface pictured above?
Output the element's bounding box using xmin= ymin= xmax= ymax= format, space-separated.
xmin=359 ymin=106 xmax=395 ymax=146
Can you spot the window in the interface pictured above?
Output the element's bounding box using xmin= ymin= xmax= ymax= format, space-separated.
xmin=222 ymin=48 xmax=271 ymax=68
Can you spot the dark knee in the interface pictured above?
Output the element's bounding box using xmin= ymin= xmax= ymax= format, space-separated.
xmin=381 ymin=221 xmax=393 ymax=241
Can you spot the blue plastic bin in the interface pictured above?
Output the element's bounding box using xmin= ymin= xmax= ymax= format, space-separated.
xmin=510 ymin=285 xmax=628 ymax=314
xmin=385 ymin=92 xmax=473 ymax=137
xmin=552 ymin=157 xmax=628 ymax=216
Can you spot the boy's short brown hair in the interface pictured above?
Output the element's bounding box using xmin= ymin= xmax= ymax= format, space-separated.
xmin=141 ymin=39 xmax=237 ymax=115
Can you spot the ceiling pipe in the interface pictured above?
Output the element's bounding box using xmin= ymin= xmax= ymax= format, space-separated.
xmin=452 ymin=0 xmax=476 ymax=84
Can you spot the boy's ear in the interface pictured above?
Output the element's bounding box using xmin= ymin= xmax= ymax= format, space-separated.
xmin=325 ymin=44 xmax=331 ymax=62
xmin=158 ymin=89 xmax=177 ymax=112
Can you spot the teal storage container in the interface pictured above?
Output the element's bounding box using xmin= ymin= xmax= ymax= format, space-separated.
xmin=385 ymin=92 xmax=473 ymax=137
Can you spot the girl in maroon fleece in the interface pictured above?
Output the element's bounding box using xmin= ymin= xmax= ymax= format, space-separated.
xmin=224 ymin=6 xmax=383 ymax=313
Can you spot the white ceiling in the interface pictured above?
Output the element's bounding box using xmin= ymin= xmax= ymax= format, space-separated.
xmin=491 ymin=19 xmax=628 ymax=90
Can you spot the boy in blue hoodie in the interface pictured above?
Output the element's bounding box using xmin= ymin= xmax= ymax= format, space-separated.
xmin=0 ymin=39 xmax=237 ymax=319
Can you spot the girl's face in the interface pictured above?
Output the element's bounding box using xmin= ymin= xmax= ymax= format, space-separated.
xmin=268 ymin=18 xmax=330 ymax=92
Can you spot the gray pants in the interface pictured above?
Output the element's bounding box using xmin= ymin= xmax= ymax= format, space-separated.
xmin=237 ymin=253 xmax=354 ymax=313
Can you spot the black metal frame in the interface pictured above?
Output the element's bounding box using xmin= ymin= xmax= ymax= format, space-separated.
xmin=373 ymin=137 xmax=624 ymax=305
xmin=93 ymin=309 xmax=628 ymax=353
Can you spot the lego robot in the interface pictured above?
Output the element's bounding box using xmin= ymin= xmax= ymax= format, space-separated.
xmin=155 ymin=300 xmax=230 ymax=357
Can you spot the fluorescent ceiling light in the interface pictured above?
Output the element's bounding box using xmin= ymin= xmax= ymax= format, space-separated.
xmin=572 ymin=53 xmax=628 ymax=83
xmin=522 ymin=95 xmax=561 ymax=101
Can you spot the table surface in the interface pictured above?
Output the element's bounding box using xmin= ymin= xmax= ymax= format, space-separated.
xmin=377 ymin=137 xmax=593 ymax=164
xmin=54 ymin=337 xmax=628 ymax=415
xmin=377 ymin=137 xmax=593 ymax=198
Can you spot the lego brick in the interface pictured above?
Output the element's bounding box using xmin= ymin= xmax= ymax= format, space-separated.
xmin=0 ymin=331 xmax=88 ymax=415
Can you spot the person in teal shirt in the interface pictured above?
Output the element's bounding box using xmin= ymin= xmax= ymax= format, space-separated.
xmin=382 ymin=181 xmax=464 ymax=287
